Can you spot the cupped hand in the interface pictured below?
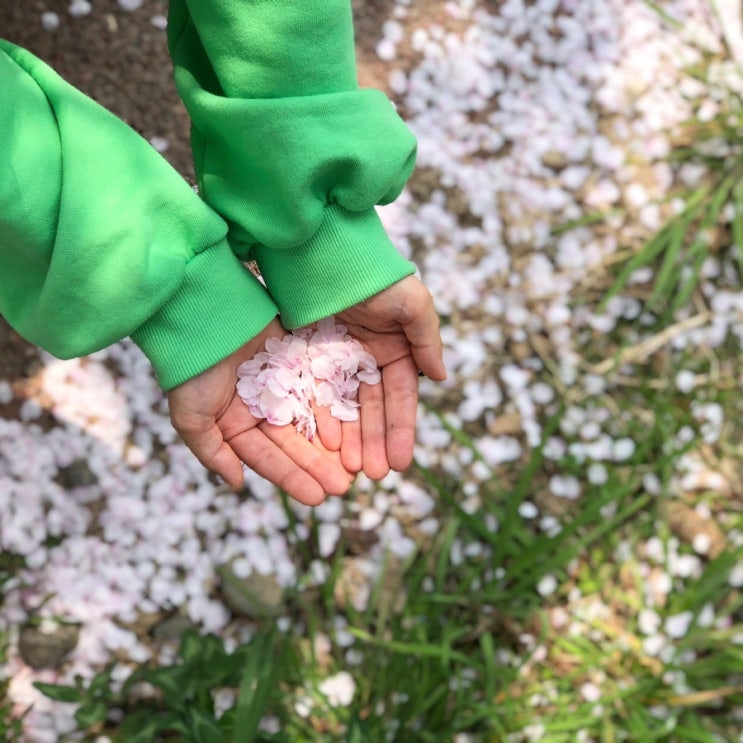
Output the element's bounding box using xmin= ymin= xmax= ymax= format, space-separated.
xmin=315 ymin=275 xmax=446 ymax=479
xmin=167 ymin=319 xmax=354 ymax=506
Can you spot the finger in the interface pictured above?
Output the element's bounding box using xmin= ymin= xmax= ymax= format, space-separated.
xmin=340 ymin=416 xmax=363 ymax=474
xmin=384 ymin=278 xmax=446 ymax=381
xmin=359 ymin=380 xmax=390 ymax=480
xmin=260 ymin=422 xmax=354 ymax=497
xmin=402 ymin=302 xmax=447 ymax=381
xmin=311 ymin=425 xmax=359 ymax=488
xmin=313 ymin=401 xmax=342 ymax=451
xmin=177 ymin=420 xmax=245 ymax=491
xmin=382 ymin=356 xmax=419 ymax=472
xmin=228 ymin=426 xmax=329 ymax=506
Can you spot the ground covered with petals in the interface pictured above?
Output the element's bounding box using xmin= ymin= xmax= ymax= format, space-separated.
xmin=3 ymin=0 xmax=743 ymax=741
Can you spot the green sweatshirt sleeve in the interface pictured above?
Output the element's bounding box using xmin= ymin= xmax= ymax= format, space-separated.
xmin=0 ymin=41 xmax=277 ymax=389
xmin=168 ymin=0 xmax=417 ymax=329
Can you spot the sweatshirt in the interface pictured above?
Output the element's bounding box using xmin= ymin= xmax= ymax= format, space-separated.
xmin=0 ymin=0 xmax=416 ymax=390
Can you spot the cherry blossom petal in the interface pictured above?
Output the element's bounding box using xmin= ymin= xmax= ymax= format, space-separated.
xmin=236 ymin=319 xmax=382 ymax=440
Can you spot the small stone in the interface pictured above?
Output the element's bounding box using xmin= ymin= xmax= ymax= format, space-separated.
xmin=675 ymin=371 xmax=697 ymax=394
xmin=487 ymin=412 xmax=523 ymax=436
xmin=218 ymin=565 xmax=284 ymax=619
xmin=151 ymin=613 xmax=197 ymax=642
xmin=612 ymin=438 xmax=636 ymax=461
xmin=729 ymin=564 xmax=743 ymax=587
xmin=19 ymin=620 xmax=80 ymax=669
xmin=56 ymin=459 xmax=98 ymax=489
xmin=665 ymin=501 xmax=726 ymax=559
xmin=541 ymin=150 xmax=569 ymax=170
xmin=519 ymin=501 xmax=539 ymax=519
xmin=0 ymin=380 xmax=13 ymax=404
xmin=119 ymin=610 xmax=166 ymax=638
xmin=638 ymin=608 xmax=661 ymax=635
xmin=319 ymin=671 xmax=356 ymax=707
xmin=580 ymin=682 xmax=602 ymax=703
xmin=692 ymin=533 xmax=711 ymax=555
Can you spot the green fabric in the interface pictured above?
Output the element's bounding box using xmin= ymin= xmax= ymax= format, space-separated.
xmin=130 ymin=239 xmax=278 ymax=389
xmin=0 ymin=41 xmax=277 ymax=389
xmin=169 ymin=0 xmax=418 ymax=326
xmin=253 ymin=205 xmax=415 ymax=329
xmin=0 ymin=1 xmax=419 ymax=388
xmin=170 ymin=0 xmax=359 ymax=98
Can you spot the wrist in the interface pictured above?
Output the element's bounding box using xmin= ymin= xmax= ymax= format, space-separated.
xmin=253 ymin=205 xmax=416 ymax=329
xmin=131 ymin=238 xmax=278 ymax=390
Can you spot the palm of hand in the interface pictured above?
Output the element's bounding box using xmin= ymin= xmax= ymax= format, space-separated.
xmin=168 ymin=277 xmax=445 ymax=497
xmin=167 ymin=320 xmax=353 ymax=505
xmin=316 ymin=276 xmax=446 ymax=480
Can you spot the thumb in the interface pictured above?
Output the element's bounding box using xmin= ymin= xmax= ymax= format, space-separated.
xmin=400 ymin=294 xmax=447 ymax=381
xmin=187 ymin=425 xmax=245 ymax=491
xmin=379 ymin=276 xmax=446 ymax=381
xmin=172 ymin=410 xmax=245 ymax=491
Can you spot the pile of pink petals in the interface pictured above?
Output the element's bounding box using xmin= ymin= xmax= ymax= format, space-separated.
xmin=236 ymin=319 xmax=381 ymax=440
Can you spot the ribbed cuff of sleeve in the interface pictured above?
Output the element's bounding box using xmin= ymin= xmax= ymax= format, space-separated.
xmin=131 ymin=238 xmax=278 ymax=390
xmin=252 ymin=205 xmax=416 ymax=329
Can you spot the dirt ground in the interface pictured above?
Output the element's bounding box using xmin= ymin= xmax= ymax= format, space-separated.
xmin=0 ymin=0 xmax=397 ymax=377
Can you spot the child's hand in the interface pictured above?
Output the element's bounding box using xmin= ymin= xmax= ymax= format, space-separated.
xmin=317 ymin=276 xmax=446 ymax=479
xmin=167 ymin=319 xmax=354 ymax=505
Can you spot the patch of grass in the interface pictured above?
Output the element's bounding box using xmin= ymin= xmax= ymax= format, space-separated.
xmin=35 ymin=628 xmax=297 ymax=742
xmin=30 ymin=355 xmax=743 ymax=741
xmin=261 ymin=374 xmax=743 ymax=740
xmin=0 ymin=556 xmax=24 ymax=741
xmin=601 ymin=106 xmax=743 ymax=328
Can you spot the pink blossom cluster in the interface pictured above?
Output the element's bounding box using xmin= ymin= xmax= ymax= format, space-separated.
xmin=236 ymin=319 xmax=381 ymax=439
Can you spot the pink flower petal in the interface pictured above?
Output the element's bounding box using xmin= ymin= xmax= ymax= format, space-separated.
xmin=236 ymin=318 xmax=381 ymax=439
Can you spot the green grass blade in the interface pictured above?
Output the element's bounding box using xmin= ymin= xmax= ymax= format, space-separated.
xmin=348 ymin=628 xmax=471 ymax=666
xmin=231 ymin=630 xmax=278 ymax=743
xmin=551 ymin=208 xmax=624 ymax=236
xmin=649 ymin=218 xmax=689 ymax=307
xmin=601 ymin=184 xmax=710 ymax=310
